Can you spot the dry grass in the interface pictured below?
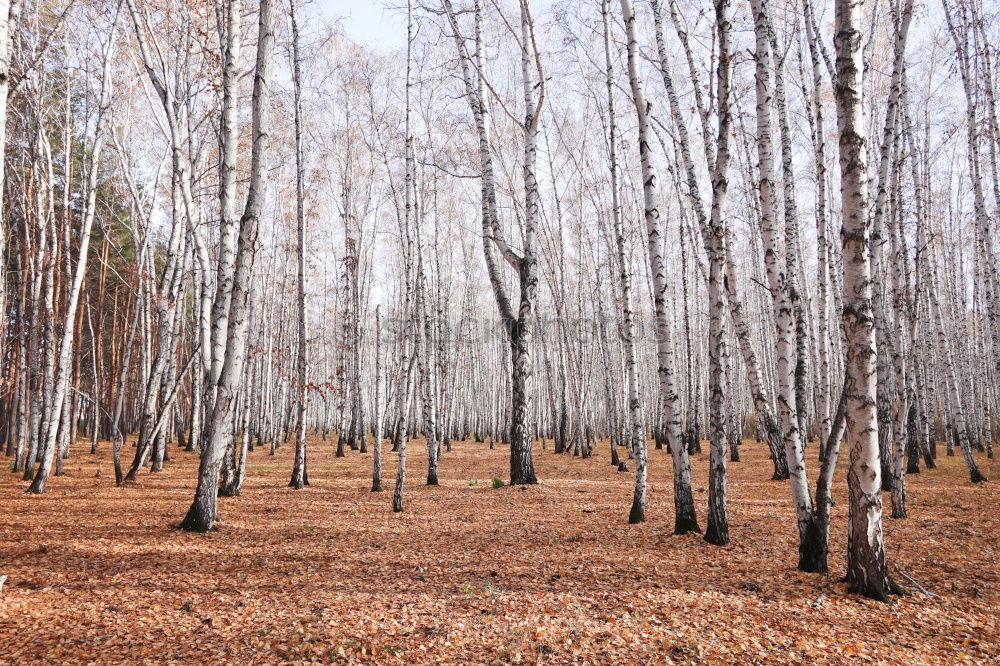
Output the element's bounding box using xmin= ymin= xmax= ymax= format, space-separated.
xmin=0 ymin=435 xmax=997 ymax=663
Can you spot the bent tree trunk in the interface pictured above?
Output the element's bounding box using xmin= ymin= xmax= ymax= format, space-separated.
xmin=812 ymin=371 xmax=848 ymax=573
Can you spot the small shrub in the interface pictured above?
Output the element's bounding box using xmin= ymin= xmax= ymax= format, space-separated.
xmin=492 ymin=477 xmax=504 ymax=489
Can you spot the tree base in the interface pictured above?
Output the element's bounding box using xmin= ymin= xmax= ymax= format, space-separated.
xmin=848 ymin=572 xmax=908 ymax=602
xmin=180 ymin=504 xmax=215 ymax=533
xmin=673 ymin=516 xmax=702 ymax=535
xmin=704 ymin=526 xmax=729 ymax=546
xmin=971 ymin=470 xmax=988 ymax=484
xmin=797 ymin=520 xmax=827 ymax=573
xmin=628 ymin=503 xmax=645 ymax=524
xmin=510 ymin=476 xmax=537 ymax=485
xmin=847 ymin=580 xmax=888 ymax=602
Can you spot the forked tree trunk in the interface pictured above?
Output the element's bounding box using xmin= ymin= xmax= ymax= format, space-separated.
xmin=441 ymin=0 xmax=539 ymax=486
xmin=506 ymin=0 xmax=543 ymax=487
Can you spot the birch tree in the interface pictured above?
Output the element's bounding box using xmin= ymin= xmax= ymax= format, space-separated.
xmin=28 ymin=3 xmax=119 ymax=494
xmin=834 ymin=0 xmax=895 ymax=601
xmin=619 ymin=0 xmax=698 ymax=533
xmin=288 ymin=0 xmax=308 ymax=490
xmin=748 ymin=0 xmax=822 ymax=571
xmin=181 ymin=0 xmax=276 ymax=531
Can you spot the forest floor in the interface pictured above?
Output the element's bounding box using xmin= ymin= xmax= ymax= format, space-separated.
xmin=0 ymin=437 xmax=997 ymax=664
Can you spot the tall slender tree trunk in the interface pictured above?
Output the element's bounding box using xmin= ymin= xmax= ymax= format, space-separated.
xmin=834 ymin=0 xmax=894 ymax=601
xmin=372 ymin=306 xmax=384 ymax=492
xmin=651 ymin=0 xmax=788 ymax=482
xmin=203 ymin=0 xmax=242 ymax=428
xmin=393 ymin=0 xmax=417 ymax=512
xmin=619 ymin=0 xmax=698 ymax=534
xmin=750 ymin=0 xmax=822 ymax=570
xmin=0 ymin=0 xmax=20 ymax=376
xmin=181 ymin=0 xmax=276 ymax=531
xmin=507 ymin=0 xmax=543 ymax=487
xmin=288 ymin=0 xmax=308 ymax=490
xmin=702 ymin=0 xmax=733 ymax=547
xmin=28 ymin=18 xmax=117 ymax=494
xmin=601 ymin=0 xmax=644 ymax=524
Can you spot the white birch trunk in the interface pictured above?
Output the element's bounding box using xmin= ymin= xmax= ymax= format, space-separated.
xmin=834 ymin=0 xmax=893 ymax=601
xmin=750 ymin=0 xmax=822 ymax=571
xmin=619 ymin=0 xmax=698 ymax=533
xmin=289 ymin=0 xmax=308 ymax=490
xmin=28 ymin=19 xmax=117 ymax=493
xmin=181 ymin=0 xmax=276 ymax=530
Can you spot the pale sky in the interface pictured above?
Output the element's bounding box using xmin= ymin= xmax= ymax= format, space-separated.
xmin=315 ymin=0 xmax=407 ymax=52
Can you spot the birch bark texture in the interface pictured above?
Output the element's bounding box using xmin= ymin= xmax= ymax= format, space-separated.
xmin=181 ymin=0 xmax=277 ymax=531
xmin=834 ymin=0 xmax=894 ymax=601
xmin=289 ymin=0 xmax=309 ymax=490
xmin=619 ymin=0 xmax=699 ymax=533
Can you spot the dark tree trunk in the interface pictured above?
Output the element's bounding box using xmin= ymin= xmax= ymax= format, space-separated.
xmin=905 ymin=404 xmax=920 ymax=474
xmin=509 ymin=337 xmax=537 ymax=486
xmin=290 ymin=435 xmax=309 ymax=489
